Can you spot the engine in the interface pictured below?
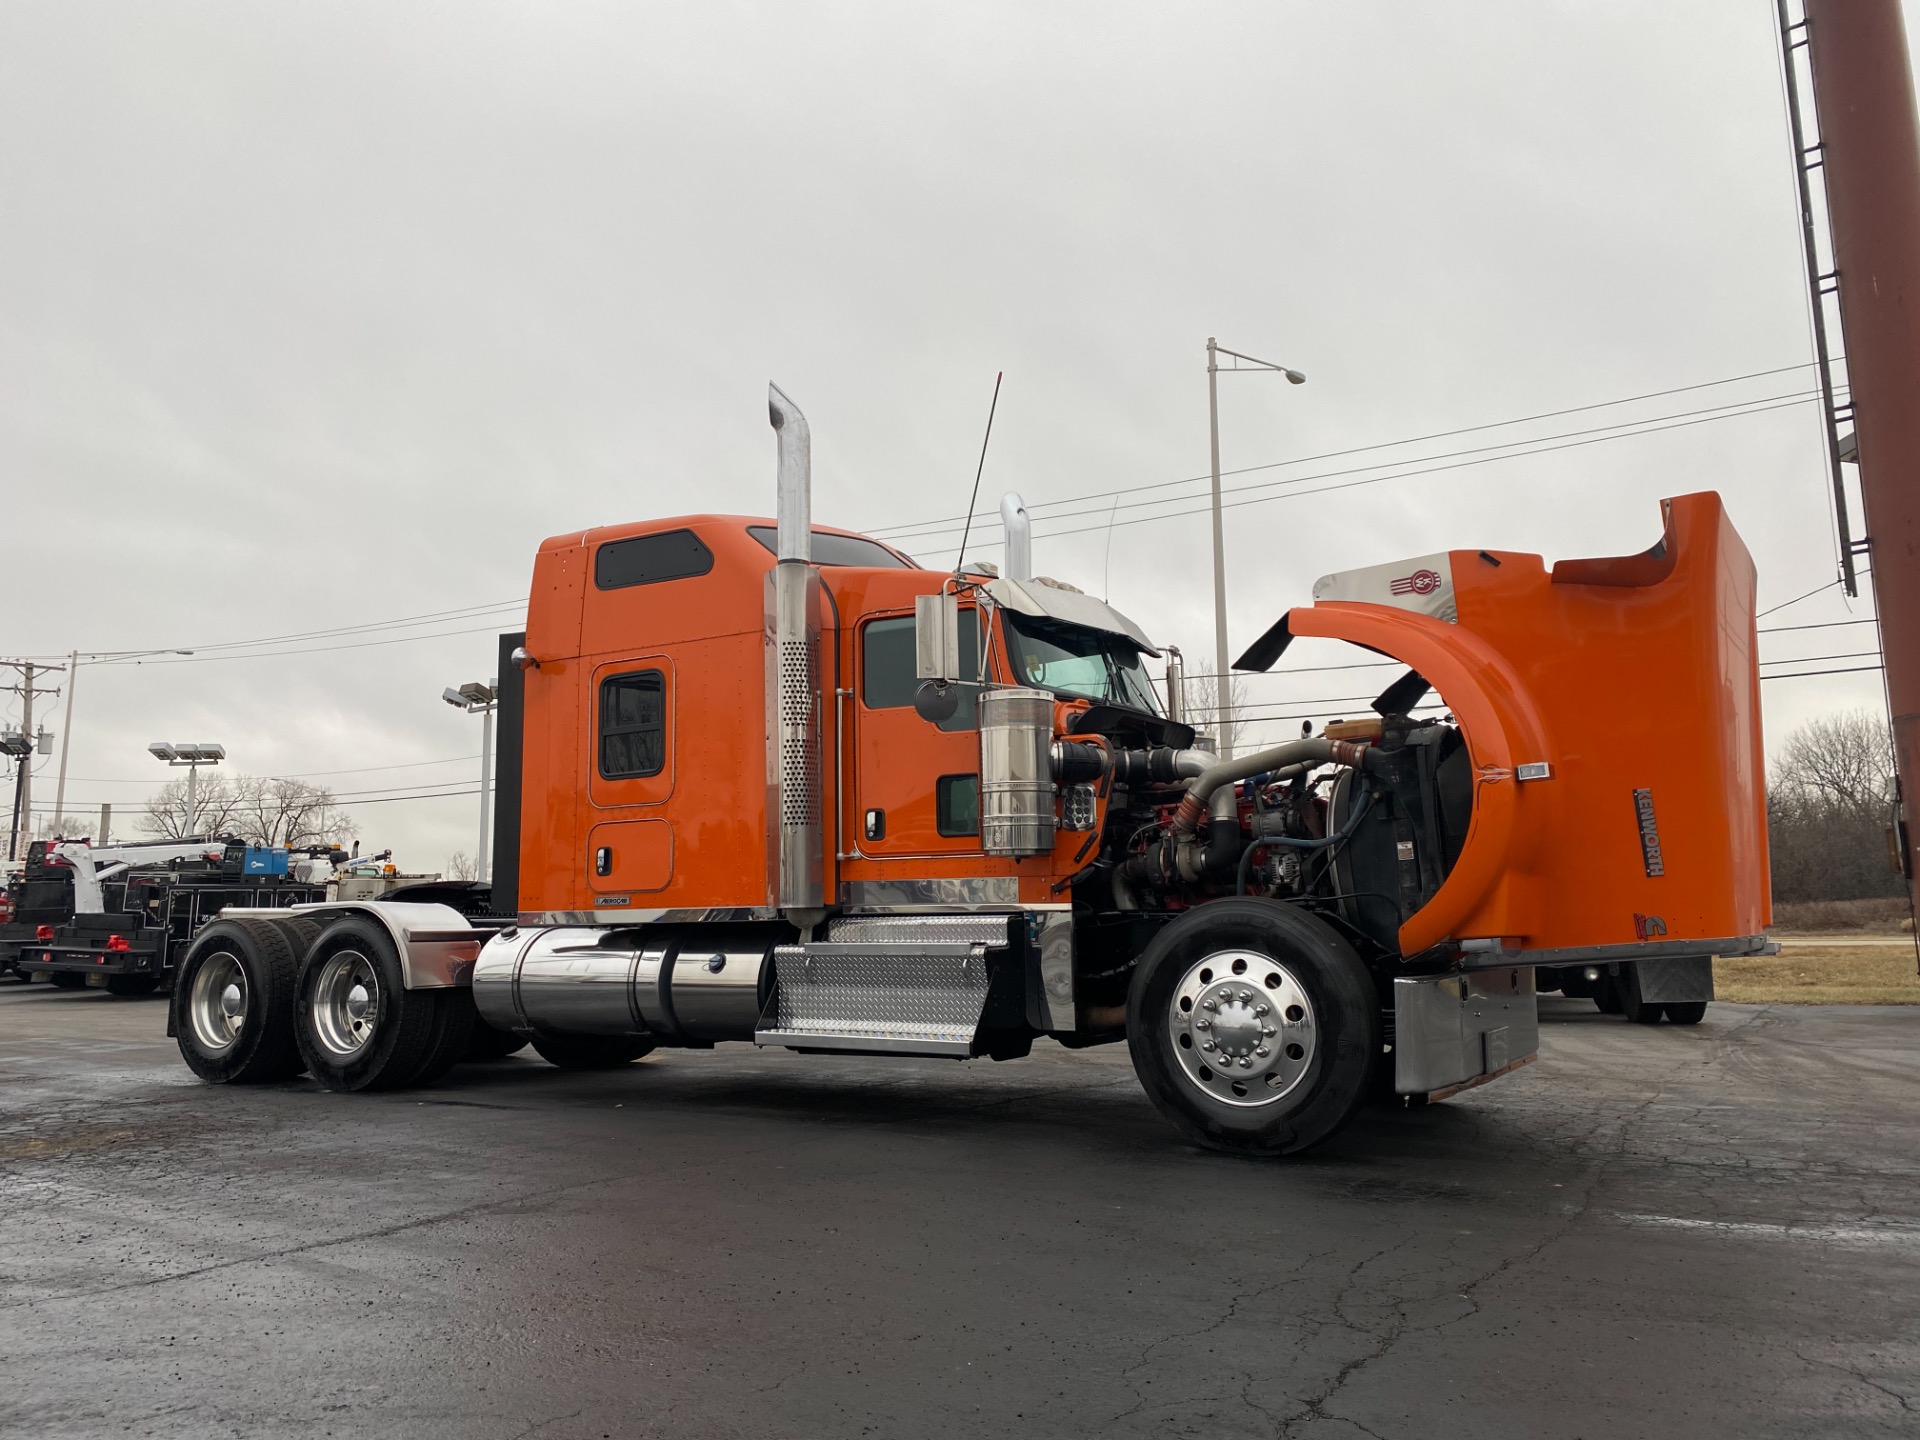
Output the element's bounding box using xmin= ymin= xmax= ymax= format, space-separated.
xmin=1056 ymin=708 xmax=1475 ymax=972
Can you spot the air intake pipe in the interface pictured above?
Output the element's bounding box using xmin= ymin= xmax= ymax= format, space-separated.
xmin=1169 ymin=736 xmax=1385 ymax=840
xmin=769 ymin=384 xmax=823 ymax=915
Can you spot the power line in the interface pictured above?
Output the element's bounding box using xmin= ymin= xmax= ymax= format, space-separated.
xmin=877 ymin=390 xmax=1824 ymax=545
xmin=1760 ymin=665 xmax=1883 ymax=680
xmin=897 ymin=395 xmax=1822 ymax=548
xmin=96 ymin=599 xmax=524 ymax=662
xmin=103 ymin=622 xmax=522 ymax=667
xmin=870 ymin=359 xmax=1836 ymax=537
xmin=1759 ymin=617 xmax=1878 ymax=634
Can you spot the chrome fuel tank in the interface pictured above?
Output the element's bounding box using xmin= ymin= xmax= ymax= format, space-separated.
xmin=473 ymin=924 xmax=781 ymax=1043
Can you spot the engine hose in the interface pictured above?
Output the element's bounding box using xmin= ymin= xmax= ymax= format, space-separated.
xmin=1234 ymin=788 xmax=1378 ymax=895
xmin=1171 ymin=737 xmax=1384 ymax=838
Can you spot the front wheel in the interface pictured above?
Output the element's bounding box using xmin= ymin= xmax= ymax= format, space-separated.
xmin=1126 ymin=898 xmax=1378 ymax=1157
xmin=1664 ymin=1001 xmax=1707 ymax=1025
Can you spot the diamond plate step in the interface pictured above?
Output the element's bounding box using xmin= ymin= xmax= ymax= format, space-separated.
xmin=754 ymin=940 xmax=1004 ymax=1056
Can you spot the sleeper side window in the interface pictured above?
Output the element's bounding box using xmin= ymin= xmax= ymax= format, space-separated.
xmin=599 ymin=670 xmax=666 ymax=779
xmin=861 ymin=613 xmax=981 ymax=731
xmin=595 ymin=530 xmax=714 ymax=590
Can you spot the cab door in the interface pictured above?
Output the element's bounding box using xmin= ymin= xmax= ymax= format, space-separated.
xmin=853 ymin=609 xmax=984 ymax=856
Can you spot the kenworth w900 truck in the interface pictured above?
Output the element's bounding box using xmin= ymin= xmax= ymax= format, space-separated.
xmin=168 ymin=385 xmax=1769 ymax=1155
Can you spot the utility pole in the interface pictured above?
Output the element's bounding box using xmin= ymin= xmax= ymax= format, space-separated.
xmin=1800 ymin=3 xmax=1920 ymax=894
xmin=0 ymin=659 xmax=65 ymax=859
xmin=1205 ymin=339 xmax=1306 ymax=758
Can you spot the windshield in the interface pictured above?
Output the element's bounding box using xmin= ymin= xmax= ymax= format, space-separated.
xmin=1003 ymin=613 xmax=1162 ymax=714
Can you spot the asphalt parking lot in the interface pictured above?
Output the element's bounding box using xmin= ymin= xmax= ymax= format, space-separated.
xmin=1 ymin=984 xmax=1916 ymax=1439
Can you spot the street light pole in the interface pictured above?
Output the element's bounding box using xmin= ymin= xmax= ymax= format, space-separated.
xmin=148 ymin=743 xmax=226 ymax=838
xmin=478 ymin=695 xmax=495 ymax=884
xmin=1204 ymin=339 xmax=1307 ymax=759
xmin=443 ymin=681 xmax=499 ymax=884
xmin=52 ymin=650 xmax=76 ymax=833
xmin=1207 ymin=339 xmax=1230 ymax=756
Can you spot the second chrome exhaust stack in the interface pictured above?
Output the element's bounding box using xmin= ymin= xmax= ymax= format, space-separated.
xmin=769 ymin=384 xmax=823 ymax=916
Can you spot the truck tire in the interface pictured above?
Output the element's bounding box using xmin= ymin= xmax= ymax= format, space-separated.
xmin=410 ymin=988 xmax=479 ymax=1086
xmin=529 ymin=1033 xmax=655 ymax=1070
xmin=173 ymin=919 xmax=307 ymax=1084
xmin=1125 ymin=897 xmax=1378 ymax=1157
xmin=294 ymin=917 xmax=437 ymax=1092
xmin=1664 ymin=1001 xmax=1708 ymax=1025
xmin=48 ymin=972 xmax=86 ymax=990
xmin=1594 ymin=975 xmax=1624 ymax=1014
xmin=105 ymin=975 xmax=160 ymax=997
xmin=465 ymin=1018 xmax=531 ymax=1061
xmin=1619 ymin=966 xmax=1664 ymax=1025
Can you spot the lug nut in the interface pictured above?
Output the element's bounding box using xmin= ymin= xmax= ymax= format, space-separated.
xmin=1196 ymin=1019 xmax=1211 ymax=1030
xmin=1256 ymin=1046 xmax=1270 ymax=1058
xmin=1239 ymin=1057 xmax=1253 ymax=1068
xmin=1262 ymin=1025 xmax=1276 ymax=1037
xmin=1255 ymin=1004 xmax=1270 ymax=1017
xmin=1201 ymin=1040 xmax=1216 ymax=1051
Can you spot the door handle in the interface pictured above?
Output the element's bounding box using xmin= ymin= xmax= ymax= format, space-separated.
xmin=595 ymin=846 xmax=612 ymax=876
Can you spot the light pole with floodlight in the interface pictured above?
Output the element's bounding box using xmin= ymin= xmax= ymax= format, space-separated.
xmin=147 ymin=742 xmax=227 ymax=838
xmin=443 ymin=681 xmax=498 ymax=883
xmin=1206 ymin=337 xmax=1306 ymax=758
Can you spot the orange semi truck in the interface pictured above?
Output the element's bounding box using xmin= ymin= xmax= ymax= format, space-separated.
xmin=169 ymin=386 xmax=1770 ymax=1155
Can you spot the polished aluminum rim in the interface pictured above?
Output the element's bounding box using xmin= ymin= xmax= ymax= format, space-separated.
xmin=1166 ymin=948 xmax=1317 ymax=1108
xmin=309 ymin=949 xmax=381 ymax=1059
xmin=188 ymin=951 xmax=247 ymax=1054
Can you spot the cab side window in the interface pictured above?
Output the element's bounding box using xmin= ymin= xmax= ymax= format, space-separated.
xmin=861 ymin=614 xmax=980 ymax=731
xmin=599 ymin=670 xmax=666 ymax=778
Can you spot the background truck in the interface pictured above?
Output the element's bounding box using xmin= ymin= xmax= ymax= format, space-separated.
xmin=166 ymin=384 xmax=1770 ymax=1155
xmin=2 ymin=839 xmax=440 ymax=995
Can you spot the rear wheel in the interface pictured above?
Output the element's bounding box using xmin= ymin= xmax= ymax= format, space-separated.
xmin=529 ymin=1033 xmax=655 ymax=1070
xmin=173 ymin=919 xmax=306 ymax=1083
xmin=1594 ymin=975 xmax=1624 ymax=1015
xmin=48 ymin=971 xmax=86 ymax=990
xmin=294 ymin=918 xmax=437 ymax=1091
xmin=1664 ymin=1001 xmax=1708 ymax=1026
xmin=1126 ymin=897 xmax=1378 ymax=1157
xmin=410 ymin=988 xmax=479 ymax=1086
xmin=465 ymin=1018 xmax=531 ymax=1061
xmin=1620 ymin=966 xmax=1664 ymax=1025
xmin=105 ymin=974 xmax=160 ymax=997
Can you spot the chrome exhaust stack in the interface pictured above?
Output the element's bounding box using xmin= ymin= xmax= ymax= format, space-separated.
xmin=1000 ymin=492 xmax=1032 ymax=583
xmin=768 ymin=384 xmax=824 ymax=917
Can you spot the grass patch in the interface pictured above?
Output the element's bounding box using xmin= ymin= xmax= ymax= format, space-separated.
xmin=1771 ymin=896 xmax=1913 ymax=933
xmin=1719 ymin=940 xmax=1920 ymax=1005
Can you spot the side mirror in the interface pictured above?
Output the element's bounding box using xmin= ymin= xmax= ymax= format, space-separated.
xmin=915 ymin=593 xmax=961 ymax=682
xmin=914 ymin=680 xmax=960 ymax=725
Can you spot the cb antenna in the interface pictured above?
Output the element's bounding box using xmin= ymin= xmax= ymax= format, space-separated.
xmin=954 ymin=371 xmax=1004 ymax=573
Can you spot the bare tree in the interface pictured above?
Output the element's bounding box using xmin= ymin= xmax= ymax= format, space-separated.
xmin=447 ymin=851 xmax=477 ymax=881
xmin=1181 ymin=672 xmax=1253 ymax=754
xmin=139 ymin=774 xmax=247 ymax=840
xmin=1768 ymin=710 xmax=1904 ymax=904
xmin=141 ymin=774 xmax=353 ymax=848
xmin=231 ymin=777 xmax=355 ymax=849
xmin=1775 ymin=710 xmax=1893 ymax=811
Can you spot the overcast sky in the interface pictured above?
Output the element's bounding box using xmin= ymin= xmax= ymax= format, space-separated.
xmin=2 ymin=1 xmax=1910 ymax=872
